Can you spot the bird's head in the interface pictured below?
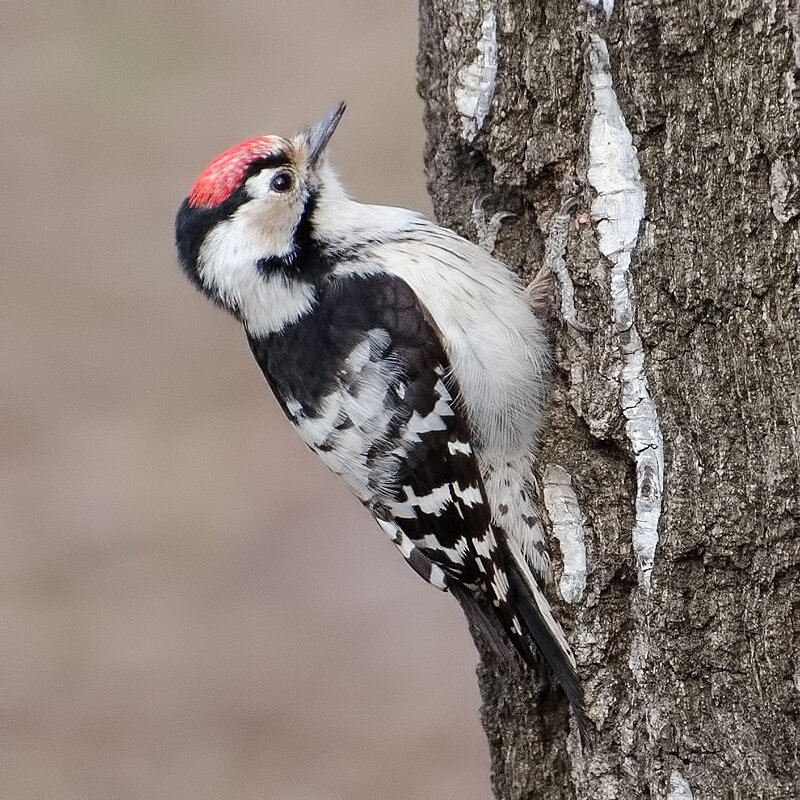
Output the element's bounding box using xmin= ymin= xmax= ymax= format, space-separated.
xmin=175 ymin=103 xmax=346 ymax=334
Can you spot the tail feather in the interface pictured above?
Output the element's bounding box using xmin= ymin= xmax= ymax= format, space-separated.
xmin=506 ymin=563 xmax=588 ymax=738
xmin=482 ymin=527 xmax=588 ymax=738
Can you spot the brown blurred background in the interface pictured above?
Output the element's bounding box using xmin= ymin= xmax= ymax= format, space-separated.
xmin=5 ymin=2 xmax=491 ymax=796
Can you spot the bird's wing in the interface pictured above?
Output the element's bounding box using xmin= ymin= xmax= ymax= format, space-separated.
xmin=314 ymin=272 xmax=497 ymax=586
xmin=253 ymin=271 xmax=584 ymax=728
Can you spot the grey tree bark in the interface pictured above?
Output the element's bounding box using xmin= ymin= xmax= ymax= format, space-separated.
xmin=417 ymin=1 xmax=799 ymax=798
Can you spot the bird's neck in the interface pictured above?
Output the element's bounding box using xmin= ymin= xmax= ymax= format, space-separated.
xmin=310 ymin=162 xmax=424 ymax=251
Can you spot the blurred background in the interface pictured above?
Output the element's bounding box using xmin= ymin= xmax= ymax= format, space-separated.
xmin=5 ymin=1 xmax=491 ymax=796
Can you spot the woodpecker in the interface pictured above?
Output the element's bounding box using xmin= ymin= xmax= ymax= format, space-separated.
xmin=175 ymin=103 xmax=585 ymax=730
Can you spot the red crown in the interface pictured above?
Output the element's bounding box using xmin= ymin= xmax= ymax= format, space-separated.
xmin=188 ymin=136 xmax=282 ymax=208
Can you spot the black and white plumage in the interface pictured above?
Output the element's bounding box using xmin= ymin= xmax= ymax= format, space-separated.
xmin=175 ymin=103 xmax=585 ymax=730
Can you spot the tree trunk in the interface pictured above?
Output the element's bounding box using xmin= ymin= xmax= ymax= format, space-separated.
xmin=417 ymin=1 xmax=799 ymax=797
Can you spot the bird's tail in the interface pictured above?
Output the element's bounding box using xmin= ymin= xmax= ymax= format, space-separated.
xmin=473 ymin=526 xmax=588 ymax=738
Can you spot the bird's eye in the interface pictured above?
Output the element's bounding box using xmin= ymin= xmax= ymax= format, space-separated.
xmin=270 ymin=171 xmax=294 ymax=193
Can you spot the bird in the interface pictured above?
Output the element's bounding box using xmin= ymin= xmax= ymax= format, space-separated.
xmin=175 ymin=103 xmax=585 ymax=731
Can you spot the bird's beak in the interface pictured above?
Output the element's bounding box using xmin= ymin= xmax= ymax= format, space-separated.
xmin=305 ymin=102 xmax=346 ymax=167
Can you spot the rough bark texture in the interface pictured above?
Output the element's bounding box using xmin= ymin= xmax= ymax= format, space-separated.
xmin=418 ymin=1 xmax=799 ymax=798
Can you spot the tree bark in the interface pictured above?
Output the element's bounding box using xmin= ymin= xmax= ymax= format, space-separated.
xmin=417 ymin=1 xmax=799 ymax=798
